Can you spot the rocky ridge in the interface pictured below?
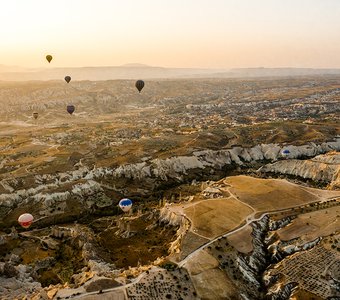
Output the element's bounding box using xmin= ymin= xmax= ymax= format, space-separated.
xmin=261 ymin=151 xmax=340 ymax=188
xmin=1 ymin=138 xmax=339 ymax=229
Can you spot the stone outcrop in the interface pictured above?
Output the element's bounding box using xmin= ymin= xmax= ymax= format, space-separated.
xmin=0 ymin=262 xmax=42 ymax=299
xmin=112 ymin=138 xmax=340 ymax=181
xmin=1 ymin=139 xmax=339 ymax=229
xmin=260 ymin=151 xmax=340 ymax=188
xmin=268 ymin=282 xmax=299 ymax=300
xmin=159 ymin=206 xmax=190 ymax=255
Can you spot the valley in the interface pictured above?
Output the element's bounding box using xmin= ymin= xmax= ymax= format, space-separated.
xmin=0 ymin=76 xmax=339 ymax=299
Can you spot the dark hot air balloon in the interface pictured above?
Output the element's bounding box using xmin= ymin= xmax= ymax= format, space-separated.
xmin=33 ymin=112 xmax=39 ymax=120
xmin=135 ymin=80 xmax=145 ymax=93
xmin=67 ymin=105 xmax=75 ymax=115
xmin=46 ymin=55 xmax=52 ymax=63
xmin=64 ymin=76 xmax=71 ymax=83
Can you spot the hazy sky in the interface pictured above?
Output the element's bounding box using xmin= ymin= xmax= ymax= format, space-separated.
xmin=1 ymin=0 xmax=340 ymax=68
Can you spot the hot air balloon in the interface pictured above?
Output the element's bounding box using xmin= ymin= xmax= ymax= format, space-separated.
xmin=33 ymin=112 xmax=39 ymax=120
xmin=281 ymin=149 xmax=290 ymax=158
xmin=119 ymin=198 xmax=133 ymax=213
xmin=64 ymin=76 xmax=71 ymax=83
xmin=18 ymin=213 xmax=34 ymax=229
xmin=67 ymin=105 xmax=75 ymax=115
xmin=46 ymin=55 xmax=53 ymax=63
xmin=135 ymin=80 xmax=145 ymax=93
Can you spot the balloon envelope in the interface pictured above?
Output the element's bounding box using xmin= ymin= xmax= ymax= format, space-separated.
xmin=18 ymin=213 xmax=34 ymax=229
xmin=135 ymin=80 xmax=145 ymax=93
xmin=281 ymin=149 xmax=290 ymax=157
xmin=64 ymin=76 xmax=71 ymax=83
xmin=33 ymin=112 xmax=39 ymax=120
xmin=67 ymin=105 xmax=75 ymax=115
xmin=119 ymin=198 xmax=133 ymax=212
xmin=46 ymin=55 xmax=52 ymax=63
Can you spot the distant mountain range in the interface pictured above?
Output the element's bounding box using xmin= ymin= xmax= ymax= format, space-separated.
xmin=1 ymin=64 xmax=340 ymax=81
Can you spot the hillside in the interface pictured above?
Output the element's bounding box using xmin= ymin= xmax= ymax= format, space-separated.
xmin=1 ymin=65 xmax=340 ymax=81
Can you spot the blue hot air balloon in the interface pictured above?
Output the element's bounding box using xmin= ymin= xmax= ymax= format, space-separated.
xmin=281 ymin=149 xmax=290 ymax=157
xmin=119 ymin=198 xmax=133 ymax=213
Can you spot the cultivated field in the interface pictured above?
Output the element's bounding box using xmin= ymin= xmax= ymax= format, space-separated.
xmin=227 ymin=224 xmax=253 ymax=253
xmin=226 ymin=175 xmax=321 ymax=211
xmin=277 ymin=206 xmax=340 ymax=242
xmin=271 ymin=243 xmax=338 ymax=299
xmin=184 ymin=197 xmax=253 ymax=239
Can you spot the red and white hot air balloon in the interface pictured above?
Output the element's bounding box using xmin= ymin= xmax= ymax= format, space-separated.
xmin=18 ymin=213 xmax=34 ymax=229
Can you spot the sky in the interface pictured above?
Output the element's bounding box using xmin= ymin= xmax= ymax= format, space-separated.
xmin=1 ymin=0 xmax=340 ymax=69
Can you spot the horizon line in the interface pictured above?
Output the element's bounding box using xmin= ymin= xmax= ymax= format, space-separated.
xmin=2 ymin=64 xmax=340 ymax=71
